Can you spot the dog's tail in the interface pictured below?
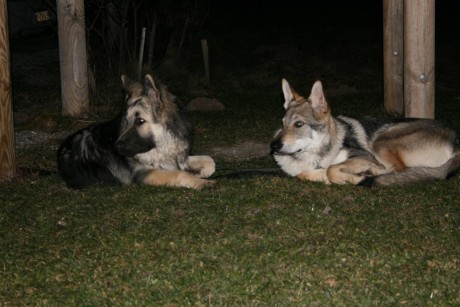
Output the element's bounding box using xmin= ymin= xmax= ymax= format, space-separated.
xmin=359 ymin=149 xmax=460 ymax=187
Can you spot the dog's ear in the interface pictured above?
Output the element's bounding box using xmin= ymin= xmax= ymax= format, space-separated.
xmin=309 ymin=80 xmax=329 ymax=119
xmin=282 ymin=79 xmax=294 ymax=109
xmin=282 ymin=79 xmax=303 ymax=109
xmin=145 ymin=74 xmax=161 ymax=102
xmin=121 ymin=75 xmax=144 ymax=105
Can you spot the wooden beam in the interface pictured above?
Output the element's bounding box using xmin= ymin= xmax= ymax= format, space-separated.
xmin=383 ymin=0 xmax=404 ymax=115
xmin=404 ymin=0 xmax=435 ymax=119
xmin=57 ymin=0 xmax=89 ymax=116
xmin=0 ymin=0 xmax=16 ymax=179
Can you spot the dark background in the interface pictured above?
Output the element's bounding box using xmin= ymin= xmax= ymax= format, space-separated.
xmin=7 ymin=0 xmax=460 ymax=123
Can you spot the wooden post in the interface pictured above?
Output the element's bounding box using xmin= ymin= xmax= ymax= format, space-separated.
xmin=137 ymin=27 xmax=146 ymax=80
xmin=0 ymin=0 xmax=16 ymax=179
xmin=383 ymin=0 xmax=404 ymax=115
xmin=147 ymin=19 xmax=157 ymax=67
xmin=404 ymin=0 xmax=435 ymax=119
xmin=57 ymin=0 xmax=89 ymax=116
xmin=201 ymin=39 xmax=210 ymax=85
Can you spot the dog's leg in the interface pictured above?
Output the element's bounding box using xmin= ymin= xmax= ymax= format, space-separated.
xmin=327 ymin=164 xmax=364 ymax=184
xmin=138 ymin=169 xmax=215 ymax=190
xmin=327 ymin=158 xmax=387 ymax=185
xmin=186 ymin=155 xmax=216 ymax=178
xmin=296 ymin=169 xmax=330 ymax=184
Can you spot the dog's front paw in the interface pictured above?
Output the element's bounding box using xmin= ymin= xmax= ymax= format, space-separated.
xmin=327 ymin=168 xmax=365 ymax=185
xmin=193 ymin=179 xmax=216 ymax=190
xmin=187 ymin=155 xmax=216 ymax=178
xmin=199 ymin=165 xmax=215 ymax=178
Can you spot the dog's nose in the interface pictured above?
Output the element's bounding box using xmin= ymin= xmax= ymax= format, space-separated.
xmin=270 ymin=139 xmax=283 ymax=152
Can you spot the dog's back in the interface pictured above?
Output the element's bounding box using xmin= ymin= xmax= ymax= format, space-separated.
xmin=57 ymin=117 xmax=133 ymax=188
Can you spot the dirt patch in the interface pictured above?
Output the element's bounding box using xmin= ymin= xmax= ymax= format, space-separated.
xmin=15 ymin=130 xmax=68 ymax=148
xmin=208 ymin=141 xmax=270 ymax=161
xmin=186 ymin=97 xmax=225 ymax=111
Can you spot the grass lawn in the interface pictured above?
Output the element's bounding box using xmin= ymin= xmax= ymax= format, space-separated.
xmin=2 ymin=4 xmax=460 ymax=306
xmin=2 ymin=89 xmax=460 ymax=305
xmin=1 ymin=162 xmax=460 ymax=305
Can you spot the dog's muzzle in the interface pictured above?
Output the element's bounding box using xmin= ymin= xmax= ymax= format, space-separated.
xmin=114 ymin=136 xmax=155 ymax=157
xmin=270 ymin=139 xmax=283 ymax=153
xmin=270 ymin=139 xmax=303 ymax=156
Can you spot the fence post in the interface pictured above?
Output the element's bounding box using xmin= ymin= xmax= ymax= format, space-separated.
xmin=0 ymin=0 xmax=16 ymax=179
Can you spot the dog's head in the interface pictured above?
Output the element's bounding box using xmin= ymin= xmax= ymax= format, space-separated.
xmin=114 ymin=74 xmax=168 ymax=157
xmin=270 ymin=79 xmax=332 ymax=155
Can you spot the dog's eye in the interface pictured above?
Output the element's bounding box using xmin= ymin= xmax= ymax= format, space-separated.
xmin=294 ymin=121 xmax=305 ymax=128
xmin=135 ymin=117 xmax=145 ymax=126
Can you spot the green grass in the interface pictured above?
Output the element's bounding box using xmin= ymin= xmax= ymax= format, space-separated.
xmin=2 ymin=173 xmax=460 ymax=305
xmin=4 ymin=77 xmax=460 ymax=306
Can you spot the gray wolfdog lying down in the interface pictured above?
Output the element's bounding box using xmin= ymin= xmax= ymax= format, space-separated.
xmin=57 ymin=74 xmax=215 ymax=190
xmin=270 ymin=79 xmax=460 ymax=186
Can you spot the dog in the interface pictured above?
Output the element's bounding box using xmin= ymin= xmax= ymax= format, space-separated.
xmin=57 ymin=74 xmax=216 ymax=190
xmin=270 ymin=79 xmax=460 ymax=186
